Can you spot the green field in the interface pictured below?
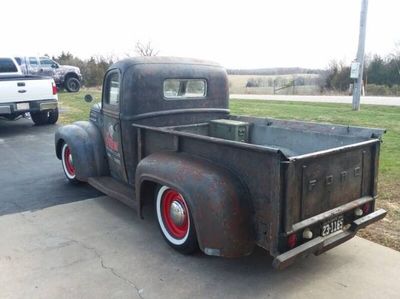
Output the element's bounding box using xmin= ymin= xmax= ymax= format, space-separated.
xmin=58 ymin=91 xmax=400 ymax=250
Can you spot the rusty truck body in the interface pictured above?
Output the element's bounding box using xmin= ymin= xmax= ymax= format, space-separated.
xmin=55 ymin=57 xmax=386 ymax=269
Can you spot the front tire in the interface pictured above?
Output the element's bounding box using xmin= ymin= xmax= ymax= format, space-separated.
xmin=156 ymin=186 xmax=198 ymax=254
xmin=61 ymin=143 xmax=79 ymax=183
xmin=65 ymin=77 xmax=81 ymax=92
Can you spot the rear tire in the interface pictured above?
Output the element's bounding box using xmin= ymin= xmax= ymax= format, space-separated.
xmin=31 ymin=109 xmax=58 ymax=125
xmin=65 ymin=77 xmax=81 ymax=92
xmin=155 ymin=186 xmax=198 ymax=254
xmin=48 ymin=108 xmax=59 ymax=124
xmin=31 ymin=111 xmax=49 ymax=125
xmin=61 ymin=142 xmax=79 ymax=183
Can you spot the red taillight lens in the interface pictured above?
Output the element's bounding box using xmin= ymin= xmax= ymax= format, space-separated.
xmin=52 ymin=83 xmax=57 ymax=95
xmin=362 ymin=203 xmax=370 ymax=214
xmin=287 ymin=234 xmax=297 ymax=249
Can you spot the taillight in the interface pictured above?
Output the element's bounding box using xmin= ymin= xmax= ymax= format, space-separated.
xmin=52 ymin=83 xmax=57 ymax=95
xmin=287 ymin=234 xmax=297 ymax=249
xmin=362 ymin=202 xmax=371 ymax=214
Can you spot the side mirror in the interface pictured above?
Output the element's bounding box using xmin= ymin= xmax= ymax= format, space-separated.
xmin=84 ymin=94 xmax=93 ymax=103
xmin=51 ymin=63 xmax=59 ymax=69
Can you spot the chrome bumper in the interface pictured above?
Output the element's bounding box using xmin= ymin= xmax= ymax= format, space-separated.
xmin=0 ymin=106 xmax=12 ymax=114
xmin=39 ymin=101 xmax=58 ymax=111
xmin=0 ymin=100 xmax=57 ymax=115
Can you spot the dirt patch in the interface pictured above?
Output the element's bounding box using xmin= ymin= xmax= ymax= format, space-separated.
xmin=358 ymin=178 xmax=400 ymax=251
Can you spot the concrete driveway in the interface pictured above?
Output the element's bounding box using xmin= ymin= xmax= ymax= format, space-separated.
xmin=1 ymin=118 xmax=400 ymax=299
xmin=1 ymin=196 xmax=400 ymax=299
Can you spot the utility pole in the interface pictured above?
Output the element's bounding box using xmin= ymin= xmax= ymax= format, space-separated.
xmin=352 ymin=0 xmax=369 ymax=111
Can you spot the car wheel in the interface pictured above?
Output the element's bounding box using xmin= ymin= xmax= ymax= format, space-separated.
xmin=61 ymin=143 xmax=79 ymax=183
xmin=65 ymin=77 xmax=81 ymax=92
xmin=47 ymin=108 xmax=59 ymax=124
xmin=30 ymin=111 xmax=49 ymax=125
xmin=156 ymin=186 xmax=198 ymax=254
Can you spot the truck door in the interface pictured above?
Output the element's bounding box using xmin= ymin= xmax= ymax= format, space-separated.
xmin=38 ymin=57 xmax=56 ymax=77
xmin=101 ymin=70 xmax=127 ymax=182
xmin=27 ymin=57 xmax=40 ymax=75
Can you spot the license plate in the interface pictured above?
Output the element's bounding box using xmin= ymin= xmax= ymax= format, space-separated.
xmin=321 ymin=215 xmax=344 ymax=237
xmin=16 ymin=103 xmax=29 ymax=110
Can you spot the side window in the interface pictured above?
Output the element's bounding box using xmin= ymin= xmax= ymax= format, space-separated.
xmin=104 ymin=72 xmax=120 ymax=107
xmin=29 ymin=57 xmax=38 ymax=66
xmin=39 ymin=57 xmax=54 ymax=67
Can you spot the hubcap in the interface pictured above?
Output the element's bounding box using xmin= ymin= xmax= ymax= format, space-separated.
xmin=169 ymin=200 xmax=186 ymax=226
xmin=64 ymin=145 xmax=75 ymax=176
xmin=161 ymin=189 xmax=189 ymax=239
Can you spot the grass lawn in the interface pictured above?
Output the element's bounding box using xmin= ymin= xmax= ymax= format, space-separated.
xmin=58 ymin=89 xmax=102 ymax=124
xmin=58 ymin=91 xmax=400 ymax=251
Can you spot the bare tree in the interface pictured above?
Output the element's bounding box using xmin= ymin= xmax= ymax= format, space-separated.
xmin=135 ymin=41 xmax=159 ymax=56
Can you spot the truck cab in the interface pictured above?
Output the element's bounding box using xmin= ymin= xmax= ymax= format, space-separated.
xmin=55 ymin=57 xmax=386 ymax=269
xmin=90 ymin=57 xmax=229 ymax=183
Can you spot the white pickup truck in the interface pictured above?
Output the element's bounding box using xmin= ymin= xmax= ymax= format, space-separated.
xmin=0 ymin=57 xmax=59 ymax=125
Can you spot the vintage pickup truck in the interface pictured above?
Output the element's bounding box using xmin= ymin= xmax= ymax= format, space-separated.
xmin=55 ymin=57 xmax=386 ymax=269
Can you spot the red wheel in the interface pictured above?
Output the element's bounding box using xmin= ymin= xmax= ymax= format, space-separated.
xmin=61 ymin=143 xmax=79 ymax=183
xmin=156 ymin=186 xmax=198 ymax=253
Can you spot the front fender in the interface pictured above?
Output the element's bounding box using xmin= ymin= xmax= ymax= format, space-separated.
xmin=55 ymin=121 xmax=108 ymax=180
xmin=136 ymin=152 xmax=254 ymax=258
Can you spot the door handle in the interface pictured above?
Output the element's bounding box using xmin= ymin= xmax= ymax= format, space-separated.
xmin=17 ymin=82 xmax=25 ymax=87
xmin=18 ymin=90 xmax=27 ymax=93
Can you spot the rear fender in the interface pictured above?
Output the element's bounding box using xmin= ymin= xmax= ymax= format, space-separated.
xmin=55 ymin=121 xmax=109 ymax=180
xmin=136 ymin=152 xmax=254 ymax=258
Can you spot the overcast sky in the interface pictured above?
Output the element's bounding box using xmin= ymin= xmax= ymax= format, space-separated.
xmin=1 ymin=0 xmax=399 ymax=69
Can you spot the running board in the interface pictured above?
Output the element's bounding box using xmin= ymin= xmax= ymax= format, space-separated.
xmin=88 ymin=176 xmax=136 ymax=209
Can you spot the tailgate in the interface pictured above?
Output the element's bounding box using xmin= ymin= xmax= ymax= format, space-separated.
xmin=0 ymin=77 xmax=56 ymax=103
xmin=283 ymin=139 xmax=380 ymax=232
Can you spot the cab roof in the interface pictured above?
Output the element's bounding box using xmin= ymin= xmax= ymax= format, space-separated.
xmin=111 ymin=56 xmax=222 ymax=73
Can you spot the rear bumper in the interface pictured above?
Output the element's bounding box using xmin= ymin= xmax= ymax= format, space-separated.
xmin=0 ymin=99 xmax=58 ymax=115
xmin=272 ymin=208 xmax=387 ymax=270
xmin=39 ymin=101 xmax=58 ymax=111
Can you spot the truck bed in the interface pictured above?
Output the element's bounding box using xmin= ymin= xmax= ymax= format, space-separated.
xmin=0 ymin=74 xmax=56 ymax=105
xmin=132 ymin=114 xmax=384 ymax=255
xmin=168 ymin=115 xmax=384 ymax=158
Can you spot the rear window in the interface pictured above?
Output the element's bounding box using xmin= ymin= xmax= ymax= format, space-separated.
xmin=163 ymin=79 xmax=207 ymax=99
xmin=0 ymin=58 xmax=18 ymax=73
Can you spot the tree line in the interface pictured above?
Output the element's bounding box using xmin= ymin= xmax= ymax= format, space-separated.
xmin=52 ymin=49 xmax=400 ymax=95
xmin=324 ymin=53 xmax=400 ymax=94
xmin=52 ymin=52 xmax=113 ymax=87
xmin=52 ymin=42 xmax=156 ymax=87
